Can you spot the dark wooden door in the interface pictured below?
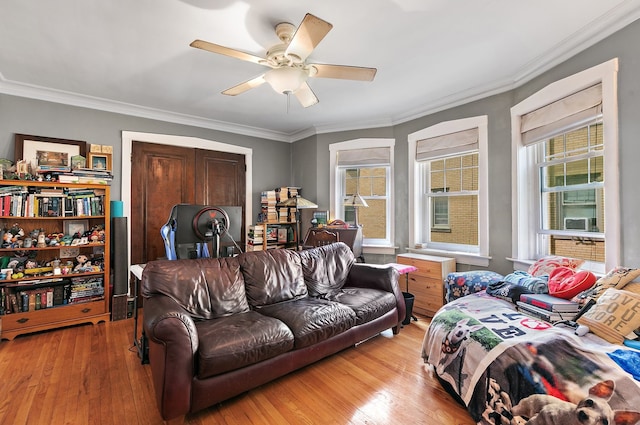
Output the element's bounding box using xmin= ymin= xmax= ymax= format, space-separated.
xmin=131 ymin=142 xmax=246 ymax=265
xmin=195 ymin=149 xmax=245 ymax=206
xmin=195 ymin=149 xmax=246 ymax=255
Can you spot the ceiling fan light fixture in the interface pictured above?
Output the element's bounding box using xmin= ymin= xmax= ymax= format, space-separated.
xmin=264 ymin=67 xmax=308 ymax=94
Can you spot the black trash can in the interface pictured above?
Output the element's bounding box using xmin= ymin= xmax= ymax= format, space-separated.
xmin=402 ymin=292 xmax=415 ymax=325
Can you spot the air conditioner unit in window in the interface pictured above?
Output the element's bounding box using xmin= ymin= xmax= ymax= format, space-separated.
xmin=564 ymin=217 xmax=591 ymax=231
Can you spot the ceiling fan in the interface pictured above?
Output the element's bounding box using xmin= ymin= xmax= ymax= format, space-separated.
xmin=190 ymin=13 xmax=377 ymax=107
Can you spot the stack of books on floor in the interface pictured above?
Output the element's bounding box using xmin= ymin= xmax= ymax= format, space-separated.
xmin=516 ymin=293 xmax=580 ymax=322
xmin=246 ymin=225 xmax=264 ymax=251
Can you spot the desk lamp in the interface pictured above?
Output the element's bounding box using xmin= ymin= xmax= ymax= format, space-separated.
xmin=345 ymin=193 xmax=368 ymax=227
xmin=279 ymin=195 xmax=318 ymax=250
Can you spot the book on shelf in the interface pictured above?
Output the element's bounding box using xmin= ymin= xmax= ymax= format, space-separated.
xmin=516 ymin=301 xmax=569 ymax=322
xmin=277 ymin=228 xmax=288 ymax=243
xmin=518 ymin=293 xmax=580 ymax=313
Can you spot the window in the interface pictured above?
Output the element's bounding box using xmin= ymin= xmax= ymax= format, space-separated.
xmin=511 ymin=59 xmax=619 ymax=273
xmin=535 ymin=122 xmax=605 ymax=262
xmin=329 ymin=139 xmax=394 ymax=251
xmin=408 ymin=116 xmax=489 ymax=264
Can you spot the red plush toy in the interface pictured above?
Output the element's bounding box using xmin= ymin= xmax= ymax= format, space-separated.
xmin=548 ymin=266 xmax=597 ymax=299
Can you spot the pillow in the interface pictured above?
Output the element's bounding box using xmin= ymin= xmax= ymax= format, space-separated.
xmin=579 ymin=267 xmax=640 ymax=301
xmin=527 ymin=256 xmax=585 ymax=277
xmin=577 ymin=288 xmax=640 ymax=344
xmin=548 ymin=267 xmax=597 ymax=300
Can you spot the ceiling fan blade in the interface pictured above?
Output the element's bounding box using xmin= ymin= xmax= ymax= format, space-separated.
xmin=285 ymin=14 xmax=333 ymax=62
xmin=190 ymin=39 xmax=267 ymax=66
xmin=310 ymin=64 xmax=377 ymax=81
xmin=294 ymin=82 xmax=319 ymax=108
xmin=222 ymin=74 xmax=266 ymax=96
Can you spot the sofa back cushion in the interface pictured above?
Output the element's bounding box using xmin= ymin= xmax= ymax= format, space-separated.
xmin=238 ymin=248 xmax=307 ymax=307
xmin=141 ymin=257 xmax=249 ymax=319
xmin=299 ymin=242 xmax=355 ymax=297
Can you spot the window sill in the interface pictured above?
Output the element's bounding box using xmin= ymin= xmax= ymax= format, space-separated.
xmin=363 ymin=245 xmax=398 ymax=256
xmin=407 ymin=247 xmax=491 ymax=267
xmin=506 ymin=257 xmax=605 ymax=276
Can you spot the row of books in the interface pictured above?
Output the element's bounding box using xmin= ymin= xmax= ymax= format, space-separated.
xmin=0 ymin=187 xmax=106 ymax=217
xmin=260 ymin=187 xmax=300 ymax=223
xmin=55 ymin=168 xmax=113 ymax=185
xmin=516 ymin=293 xmax=581 ymax=322
xmin=266 ymin=225 xmax=294 ymax=244
xmin=260 ymin=190 xmax=279 ymax=222
xmin=276 ymin=186 xmax=298 ymax=202
xmin=0 ymin=276 xmax=104 ymax=314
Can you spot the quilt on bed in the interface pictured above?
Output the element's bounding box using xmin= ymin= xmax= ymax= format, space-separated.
xmin=422 ymin=291 xmax=640 ymax=425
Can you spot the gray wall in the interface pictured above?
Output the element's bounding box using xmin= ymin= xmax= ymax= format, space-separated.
xmin=292 ymin=17 xmax=640 ymax=274
xmin=2 ymin=17 xmax=639 ymax=273
xmin=0 ymin=94 xmax=291 ymax=224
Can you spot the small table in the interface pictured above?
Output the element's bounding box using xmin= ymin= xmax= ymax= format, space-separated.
xmin=385 ymin=263 xmax=418 ymax=323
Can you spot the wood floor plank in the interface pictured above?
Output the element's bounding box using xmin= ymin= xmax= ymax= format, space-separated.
xmin=0 ymin=313 xmax=474 ymax=425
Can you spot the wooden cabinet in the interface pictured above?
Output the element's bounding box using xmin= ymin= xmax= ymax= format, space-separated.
xmin=0 ymin=181 xmax=110 ymax=340
xmin=396 ymin=253 xmax=456 ymax=317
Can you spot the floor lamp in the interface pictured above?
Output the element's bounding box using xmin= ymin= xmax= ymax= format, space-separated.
xmin=280 ymin=195 xmax=318 ymax=250
xmin=345 ymin=193 xmax=368 ymax=227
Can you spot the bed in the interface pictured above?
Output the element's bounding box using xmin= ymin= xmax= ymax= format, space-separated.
xmin=422 ymin=291 xmax=640 ymax=424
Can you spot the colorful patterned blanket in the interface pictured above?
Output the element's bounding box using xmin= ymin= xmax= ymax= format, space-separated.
xmin=422 ymin=291 xmax=640 ymax=424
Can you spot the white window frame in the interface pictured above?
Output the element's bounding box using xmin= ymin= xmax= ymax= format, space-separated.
xmin=408 ymin=116 xmax=489 ymax=266
xmin=510 ymin=59 xmax=619 ymax=273
xmin=329 ymin=138 xmax=395 ymax=254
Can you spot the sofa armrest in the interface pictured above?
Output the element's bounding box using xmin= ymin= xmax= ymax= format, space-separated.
xmin=345 ymin=264 xmax=405 ymax=326
xmin=143 ymin=295 xmax=199 ymax=421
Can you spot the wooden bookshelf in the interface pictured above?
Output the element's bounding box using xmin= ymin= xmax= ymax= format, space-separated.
xmin=0 ymin=180 xmax=111 ymax=340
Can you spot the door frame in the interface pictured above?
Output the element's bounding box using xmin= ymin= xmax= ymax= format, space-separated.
xmin=121 ymin=131 xmax=253 ymax=276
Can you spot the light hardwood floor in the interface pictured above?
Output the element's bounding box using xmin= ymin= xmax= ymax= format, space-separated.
xmin=0 ymin=314 xmax=474 ymax=425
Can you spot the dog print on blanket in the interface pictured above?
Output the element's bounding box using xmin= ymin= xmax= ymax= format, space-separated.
xmin=512 ymin=380 xmax=640 ymax=425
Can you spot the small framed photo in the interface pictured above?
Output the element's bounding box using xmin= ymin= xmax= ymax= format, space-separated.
xmin=88 ymin=152 xmax=112 ymax=171
xmin=64 ymin=219 xmax=89 ymax=237
xmin=313 ymin=210 xmax=329 ymax=226
xmin=71 ymin=155 xmax=86 ymax=170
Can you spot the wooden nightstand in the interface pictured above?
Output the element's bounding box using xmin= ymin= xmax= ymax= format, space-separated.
xmin=396 ymin=253 xmax=456 ymax=317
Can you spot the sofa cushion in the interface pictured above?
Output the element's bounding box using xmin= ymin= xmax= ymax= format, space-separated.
xmin=299 ymin=242 xmax=355 ymax=297
xmin=257 ymin=298 xmax=357 ymax=349
xmin=238 ymin=248 xmax=307 ymax=307
xmin=195 ymin=310 xmax=295 ymax=379
xmin=142 ymin=257 xmax=249 ymax=319
xmin=324 ymin=288 xmax=397 ymax=325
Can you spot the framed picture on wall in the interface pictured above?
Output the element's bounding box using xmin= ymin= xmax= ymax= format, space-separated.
xmin=87 ymin=152 xmax=112 ymax=171
xmin=15 ymin=134 xmax=87 ymax=173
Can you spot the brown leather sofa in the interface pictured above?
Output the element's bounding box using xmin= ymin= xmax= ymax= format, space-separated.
xmin=142 ymin=242 xmax=405 ymax=424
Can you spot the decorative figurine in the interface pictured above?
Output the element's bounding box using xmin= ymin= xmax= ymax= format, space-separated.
xmin=36 ymin=231 xmax=47 ymax=248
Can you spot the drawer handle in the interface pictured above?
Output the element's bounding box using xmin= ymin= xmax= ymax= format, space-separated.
xmin=81 ymin=308 xmax=91 ymax=313
xmin=17 ymin=318 xmax=29 ymax=324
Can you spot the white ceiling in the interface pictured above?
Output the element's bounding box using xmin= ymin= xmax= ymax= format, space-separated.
xmin=1 ymin=0 xmax=639 ymax=142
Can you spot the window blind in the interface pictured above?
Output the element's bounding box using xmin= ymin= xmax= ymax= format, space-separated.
xmin=521 ymin=83 xmax=602 ymax=145
xmin=416 ymin=128 xmax=478 ymax=161
xmin=337 ymin=147 xmax=390 ymax=166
